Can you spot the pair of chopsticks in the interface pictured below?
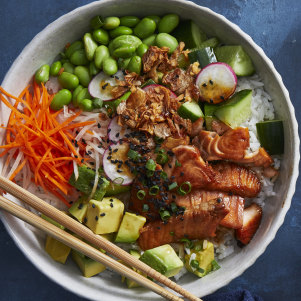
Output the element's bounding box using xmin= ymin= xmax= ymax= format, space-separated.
xmin=0 ymin=175 xmax=202 ymax=301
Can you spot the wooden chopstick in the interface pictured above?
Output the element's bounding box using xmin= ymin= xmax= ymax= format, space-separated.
xmin=0 ymin=195 xmax=183 ymax=301
xmin=0 ymin=175 xmax=202 ymax=301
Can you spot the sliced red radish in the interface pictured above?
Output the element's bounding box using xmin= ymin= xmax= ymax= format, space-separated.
xmin=103 ymin=142 xmax=134 ymax=185
xmin=196 ymin=62 xmax=237 ymax=104
xmin=88 ymin=70 xmax=124 ymax=101
xmin=142 ymin=84 xmax=177 ymax=98
xmin=108 ymin=116 xmax=132 ymax=142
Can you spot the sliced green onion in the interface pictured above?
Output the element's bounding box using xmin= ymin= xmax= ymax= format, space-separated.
xmin=137 ymin=190 xmax=146 ymax=200
xmin=146 ymin=170 xmax=154 ymax=178
xmin=112 ymin=177 xmax=124 ymax=185
xmin=170 ymin=202 xmax=178 ymax=213
xmin=178 ymin=181 xmax=191 ymax=195
xmin=142 ymin=204 xmax=149 ymax=212
xmin=159 ymin=209 xmax=171 ymax=221
xmin=211 ymin=259 xmax=221 ymax=271
xmin=127 ymin=149 xmax=141 ymax=161
xmin=168 ymin=182 xmax=178 ymax=190
xmin=156 ymin=152 xmax=169 ymax=165
xmin=175 ymin=160 xmax=182 ymax=167
xmin=169 ymin=231 xmax=175 ymax=236
xmin=146 ymin=159 xmax=156 ymax=171
xmin=160 ymin=171 xmax=168 ymax=180
xmin=149 ymin=185 xmax=159 ymax=195
xmin=194 ymin=244 xmax=203 ymax=252
xmin=180 ymin=238 xmax=194 ymax=249
xmin=190 ymin=259 xmax=199 ymax=269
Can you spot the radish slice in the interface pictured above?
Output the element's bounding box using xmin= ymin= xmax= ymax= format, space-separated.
xmin=108 ymin=116 xmax=132 ymax=142
xmin=88 ymin=70 xmax=124 ymax=101
xmin=103 ymin=142 xmax=134 ymax=185
xmin=196 ymin=62 xmax=237 ymax=104
xmin=142 ymin=84 xmax=177 ymax=98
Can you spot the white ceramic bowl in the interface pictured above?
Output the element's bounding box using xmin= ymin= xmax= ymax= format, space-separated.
xmin=0 ymin=0 xmax=299 ymax=300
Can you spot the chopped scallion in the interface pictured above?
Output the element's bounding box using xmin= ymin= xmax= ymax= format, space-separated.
xmin=178 ymin=181 xmax=191 ymax=195
xmin=137 ymin=190 xmax=146 ymax=200
xmin=146 ymin=159 xmax=156 ymax=171
xmin=160 ymin=171 xmax=168 ymax=180
xmin=142 ymin=204 xmax=149 ymax=212
xmin=211 ymin=259 xmax=221 ymax=271
xmin=170 ymin=231 xmax=175 ymax=236
xmin=180 ymin=238 xmax=194 ymax=249
xmin=170 ymin=202 xmax=178 ymax=213
xmin=149 ymin=185 xmax=159 ymax=195
xmin=159 ymin=209 xmax=171 ymax=221
xmin=168 ymin=182 xmax=178 ymax=190
xmin=156 ymin=152 xmax=168 ymax=165
xmin=175 ymin=160 xmax=182 ymax=167
xmin=190 ymin=259 xmax=199 ymax=269
xmin=127 ymin=149 xmax=140 ymax=161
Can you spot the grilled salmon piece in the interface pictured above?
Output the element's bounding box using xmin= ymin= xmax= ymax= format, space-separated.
xmin=235 ymin=147 xmax=273 ymax=168
xmin=138 ymin=197 xmax=229 ymax=250
xmin=220 ymin=195 xmax=244 ymax=229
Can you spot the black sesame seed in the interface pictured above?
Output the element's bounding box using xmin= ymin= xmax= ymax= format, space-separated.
xmin=107 ymin=156 xmax=112 ymax=160
xmin=209 ymin=80 xmax=214 ymax=85
xmin=108 ymin=128 xmax=111 ymax=133
xmin=217 ymin=198 xmax=222 ymax=203
xmin=117 ymin=169 xmax=122 ymax=173
xmin=100 ymin=213 xmax=106 ymax=217
xmin=81 ymin=159 xmax=84 ymax=163
xmin=210 ymin=99 xmax=213 ymax=103
xmin=75 ymin=155 xmax=78 ymax=159
xmin=180 ymin=172 xmax=184 ymax=177
xmin=157 ymin=227 xmax=161 ymax=230
xmin=92 ymin=203 xmax=95 ymax=208
xmin=78 ymin=203 xmax=83 ymax=209
xmin=69 ymin=201 xmax=73 ymax=204
xmin=202 ymin=83 xmax=207 ymax=87
xmin=84 ymin=217 xmax=87 ymax=223
xmin=95 ymin=216 xmax=99 ymax=221
xmin=97 ymin=123 xmax=101 ymax=128
xmin=110 ymin=203 xmax=114 ymax=208
xmin=113 ymin=148 xmax=118 ymax=152
xmin=110 ymin=198 xmax=114 ymax=202
xmin=220 ymin=95 xmax=225 ymax=100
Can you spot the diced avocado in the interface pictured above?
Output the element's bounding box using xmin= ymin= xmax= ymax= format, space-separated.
xmin=71 ymin=249 xmax=106 ymax=277
xmin=45 ymin=236 xmax=71 ymax=264
xmin=115 ymin=212 xmax=146 ymax=243
xmin=69 ymin=165 xmax=109 ymax=200
xmin=214 ymin=89 xmax=252 ymax=128
xmin=140 ymin=244 xmax=183 ymax=278
xmin=188 ymin=47 xmax=217 ymax=68
xmin=215 ymin=45 xmax=255 ymax=76
xmin=85 ymin=197 xmax=124 ymax=234
xmin=105 ymin=182 xmax=131 ymax=196
xmin=199 ymin=37 xmax=220 ymax=49
xmin=125 ymin=250 xmax=144 ymax=288
xmin=68 ymin=196 xmax=89 ymax=223
xmin=184 ymin=240 xmax=215 ymax=277
xmin=41 ymin=213 xmax=65 ymax=230
xmin=178 ymin=101 xmax=204 ymax=122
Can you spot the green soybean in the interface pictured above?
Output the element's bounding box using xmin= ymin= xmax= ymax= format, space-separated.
xmin=51 ymin=89 xmax=72 ymax=111
xmin=120 ymin=16 xmax=140 ymax=28
xmin=89 ymin=61 xmax=100 ymax=76
xmin=58 ymin=72 xmax=79 ymax=90
xmin=134 ymin=18 xmax=156 ymax=39
xmin=65 ymin=41 xmax=84 ymax=58
xmin=83 ymin=33 xmax=98 ymax=61
xmin=110 ymin=35 xmax=142 ymax=52
xmin=156 ymin=33 xmax=179 ymax=54
xmin=102 ymin=57 xmax=118 ymax=75
xmin=72 ymin=85 xmax=84 ymax=106
xmin=77 ymin=88 xmax=92 ymax=104
xmin=142 ymin=34 xmax=157 ymax=46
xmin=93 ymin=98 xmax=103 ymax=109
xmin=63 ymin=62 xmax=75 ymax=74
xmin=127 ymin=56 xmax=142 ymax=74
xmin=110 ymin=26 xmax=133 ymax=38
xmin=78 ymin=98 xmax=93 ymax=111
xmin=158 ymin=14 xmax=179 ymax=33
xmin=94 ymin=45 xmax=110 ymax=68
xmin=136 ymin=43 xmax=149 ymax=57
xmin=70 ymin=49 xmax=89 ymax=66
xmin=50 ymin=61 xmax=62 ymax=77
xmin=90 ymin=15 xmax=104 ymax=29
xmin=35 ymin=64 xmax=50 ymax=84
xmin=146 ymin=15 xmax=161 ymax=26
xmin=118 ymin=57 xmax=131 ymax=70
xmin=74 ymin=66 xmax=91 ymax=87
xmin=103 ymin=17 xmax=120 ymax=30
xmin=92 ymin=28 xmax=109 ymax=45
xmin=113 ymin=45 xmax=136 ymax=58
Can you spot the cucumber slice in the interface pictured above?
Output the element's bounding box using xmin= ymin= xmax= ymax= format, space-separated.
xmin=215 ymin=46 xmax=255 ymax=76
xmin=199 ymin=37 xmax=220 ymax=49
xmin=188 ymin=47 xmax=217 ymax=68
xmin=214 ymin=89 xmax=252 ymax=128
xmin=256 ymin=120 xmax=284 ymax=155
xmin=172 ymin=20 xmax=207 ymax=49
xmin=204 ymin=103 xmax=218 ymax=116
xmin=178 ymin=101 xmax=204 ymax=122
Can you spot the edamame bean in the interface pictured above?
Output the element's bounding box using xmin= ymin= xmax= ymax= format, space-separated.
xmin=102 ymin=57 xmax=118 ymax=75
xmin=35 ymin=64 xmax=50 ymax=84
xmin=77 ymin=88 xmax=92 ymax=104
xmin=63 ymin=62 xmax=75 ymax=74
xmin=93 ymin=98 xmax=103 ymax=109
xmin=158 ymin=14 xmax=179 ymax=33
xmin=89 ymin=61 xmax=100 ymax=76
xmin=72 ymin=85 xmax=84 ymax=106
xmin=127 ymin=56 xmax=142 ymax=74
xmin=83 ymin=33 xmax=98 ymax=61
xmin=92 ymin=28 xmax=109 ymax=45
xmin=94 ymin=45 xmax=110 ymax=68
xmin=118 ymin=57 xmax=131 ymax=70
xmin=58 ymin=72 xmax=79 ymax=90
xmin=110 ymin=35 xmax=142 ymax=51
xmin=134 ymin=18 xmax=156 ymax=39
xmin=50 ymin=61 xmax=62 ymax=77
xmin=65 ymin=41 xmax=84 ymax=58
xmin=90 ymin=15 xmax=104 ymax=29
xmin=50 ymin=89 xmax=72 ymax=111
xmin=120 ymin=16 xmax=140 ymax=28
xmin=78 ymin=99 xmax=93 ymax=111
xmin=110 ymin=26 xmax=133 ymax=38
xmin=74 ymin=66 xmax=91 ymax=87
xmin=146 ymin=15 xmax=161 ymax=26
xmin=70 ymin=49 xmax=89 ymax=66
xmin=142 ymin=34 xmax=157 ymax=46
xmin=113 ymin=45 xmax=136 ymax=58
xmin=155 ymin=33 xmax=179 ymax=54
xmin=136 ymin=43 xmax=149 ymax=57
xmin=103 ymin=17 xmax=120 ymax=30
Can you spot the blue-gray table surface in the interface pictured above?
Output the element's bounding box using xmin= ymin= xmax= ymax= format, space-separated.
xmin=0 ymin=0 xmax=300 ymax=300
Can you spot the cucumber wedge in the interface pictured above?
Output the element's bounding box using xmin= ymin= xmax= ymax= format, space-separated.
xmin=204 ymin=103 xmax=218 ymax=116
xmin=178 ymin=101 xmax=204 ymax=122
xmin=214 ymin=89 xmax=252 ymax=128
xmin=188 ymin=47 xmax=217 ymax=68
xmin=256 ymin=120 xmax=284 ymax=155
xmin=199 ymin=37 xmax=220 ymax=49
xmin=215 ymin=46 xmax=255 ymax=76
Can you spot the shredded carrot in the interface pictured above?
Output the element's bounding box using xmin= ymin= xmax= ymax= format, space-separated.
xmin=0 ymin=81 xmax=95 ymax=207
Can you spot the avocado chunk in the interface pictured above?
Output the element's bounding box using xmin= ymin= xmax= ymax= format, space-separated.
xmin=71 ymin=249 xmax=106 ymax=277
xmin=184 ymin=240 xmax=215 ymax=277
xmin=69 ymin=165 xmax=109 ymax=200
xmin=140 ymin=244 xmax=183 ymax=278
xmin=115 ymin=212 xmax=146 ymax=243
xmin=68 ymin=196 xmax=89 ymax=223
xmin=85 ymin=197 xmax=124 ymax=234
xmin=125 ymin=249 xmax=145 ymax=288
xmin=45 ymin=236 xmax=71 ymax=264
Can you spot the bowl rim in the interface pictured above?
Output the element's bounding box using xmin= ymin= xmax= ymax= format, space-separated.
xmin=1 ymin=0 xmax=300 ymax=299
